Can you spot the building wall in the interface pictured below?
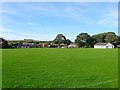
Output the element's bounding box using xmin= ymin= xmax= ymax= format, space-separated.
xmin=94 ymin=45 xmax=114 ymax=48
xmin=106 ymin=45 xmax=114 ymax=48
xmin=94 ymin=45 xmax=106 ymax=48
xmin=106 ymin=43 xmax=114 ymax=48
xmin=68 ymin=45 xmax=78 ymax=48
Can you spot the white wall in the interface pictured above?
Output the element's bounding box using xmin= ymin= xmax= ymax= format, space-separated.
xmin=106 ymin=43 xmax=114 ymax=48
xmin=106 ymin=46 xmax=114 ymax=48
xmin=94 ymin=43 xmax=114 ymax=48
xmin=94 ymin=45 xmax=106 ymax=48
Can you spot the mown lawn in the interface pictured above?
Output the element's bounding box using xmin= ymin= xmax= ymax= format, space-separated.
xmin=0 ymin=49 xmax=2 ymax=89
xmin=2 ymin=48 xmax=118 ymax=88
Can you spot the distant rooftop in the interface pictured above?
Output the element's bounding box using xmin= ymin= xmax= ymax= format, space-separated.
xmin=94 ymin=43 xmax=108 ymax=45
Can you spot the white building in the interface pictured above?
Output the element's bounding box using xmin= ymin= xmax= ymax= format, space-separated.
xmin=94 ymin=43 xmax=114 ymax=48
xmin=68 ymin=43 xmax=78 ymax=48
xmin=60 ymin=43 xmax=67 ymax=48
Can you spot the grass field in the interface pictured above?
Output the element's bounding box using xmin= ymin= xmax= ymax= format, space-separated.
xmin=2 ymin=48 xmax=118 ymax=88
xmin=0 ymin=49 xmax=2 ymax=89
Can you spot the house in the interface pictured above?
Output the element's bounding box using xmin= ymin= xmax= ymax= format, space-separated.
xmin=94 ymin=43 xmax=114 ymax=48
xmin=17 ymin=43 xmax=35 ymax=48
xmin=59 ymin=43 xmax=67 ymax=48
xmin=48 ymin=43 xmax=67 ymax=48
xmin=68 ymin=43 xmax=78 ymax=48
xmin=48 ymin=44 xmax=59 ymax=48
xmin=117 ymin=45 xmax=120 ymax=48
xmin=39 ymin=43 xmax=48 ymax=48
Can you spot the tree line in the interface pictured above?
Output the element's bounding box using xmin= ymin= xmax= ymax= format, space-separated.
xmin=75 ymin=32 xmax=120 ymax=48
xmin=1 ymin=32 xmax=120 ymax=48
xmin=53 ymin=32 xmax=120 ymax=48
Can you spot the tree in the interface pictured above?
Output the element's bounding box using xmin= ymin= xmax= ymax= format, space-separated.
xmin=65 ymin=39 xmax=71 ymax=45
xmin=53 ymin=34 xmax=66 ymax=44
xmin=92 ymin=32 xmax=119 ymax=47
xmin=91 ymin=33 xmax=106 ymax=43
xmin=87 ymin=37 xmax=97 ymax=47
xmin=118 ymin=36 xmax=120 ymax=44
xmin=75 ymin=33 xmax=91 ymax=48
xmin=1 ymin=38 xmax=9 ymax=48
xmin=104 ymin=32 xmax=118 ymax=44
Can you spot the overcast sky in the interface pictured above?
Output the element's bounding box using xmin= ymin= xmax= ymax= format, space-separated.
xmin=1 ymin=2 xmax=118 ymax=41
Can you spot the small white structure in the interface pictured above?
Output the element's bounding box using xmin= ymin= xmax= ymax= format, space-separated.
xmin=94 ymin=43 xmax=114 ymax=48
xmin=60 ymin=43 xmax=67 ymax=48
xmin=68 ymin=43 xmax=78 ymax=48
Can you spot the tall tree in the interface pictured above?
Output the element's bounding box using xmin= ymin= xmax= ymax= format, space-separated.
xmin=104 ymin=32 xmax=118 ymax=43
xmin=118 ymin=36 xmax=120 ymax=44
xmin=92 ymin=32 xmax=119 ymax=47
xmin=53 ymin=34 xmax=66 ymax=44
xmin=75 ymin=33 xmax=92 ymax=48
xmin=91 ymin=33 xmax=106 ymax=43
xmin=65 ymin=39 xmax=71 ymax=45
xmin=87 ymin=37 xmax=97 ymax=47
xmin=1 ymin=38 xmax=9 ymax=48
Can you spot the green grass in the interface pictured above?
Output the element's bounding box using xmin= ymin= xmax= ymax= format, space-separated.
xmin=0 ymin=49 xmax=2 ymax=89
xmin=2 ymin=48 xmax=118 ymax=88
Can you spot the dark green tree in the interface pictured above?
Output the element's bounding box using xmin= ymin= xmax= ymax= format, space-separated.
xmin=2 ymin=39 xmax=9 ymax=48
xmin=53 ymin=34 xmax=66 ymax=44
xmin=91 ymin=33 xmax=106 ymax=43
xmin=65 ymin=39 xmax=71 ymax=45
xmin=75 ymin=33 xmax=91 ymax=48
xmin=118 ymin=36 xmax=120 ymax=44
xmin=87 ymin=37 xmax=97 ymax=47
xmin=104 ymin=32 xmax=118 ymax=43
